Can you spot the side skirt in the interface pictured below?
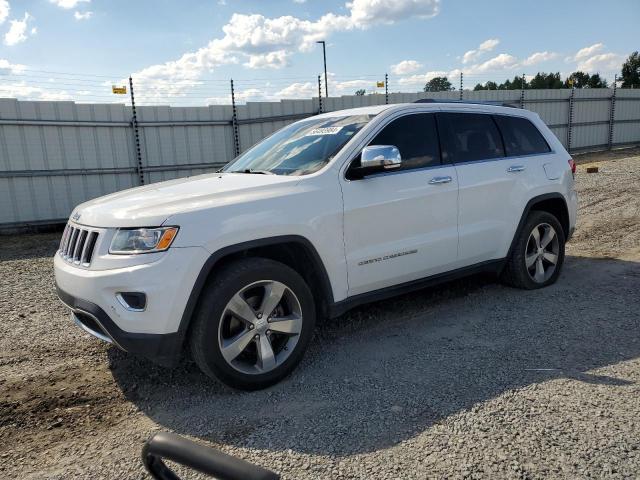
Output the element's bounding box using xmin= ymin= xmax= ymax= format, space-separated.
xmin=328 ymin=259 xmax=505 ymax=318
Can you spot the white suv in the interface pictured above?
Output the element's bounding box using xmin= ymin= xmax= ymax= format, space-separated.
xmin=55 ymin=102 xmax=577 ymax=390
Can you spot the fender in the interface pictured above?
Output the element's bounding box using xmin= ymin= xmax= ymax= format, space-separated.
xmin=175 ymin=235 xmax=334 ymax=348
xmin=505 ymin=192 xmax=569 ymax=262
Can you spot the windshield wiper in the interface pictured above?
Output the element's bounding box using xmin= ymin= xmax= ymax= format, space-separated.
xmin=239 ymin=169 xmax=275 ymax=175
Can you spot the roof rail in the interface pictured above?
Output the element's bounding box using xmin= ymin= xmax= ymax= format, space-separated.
xmin=413 ymin=99 xmax=519 ymax=108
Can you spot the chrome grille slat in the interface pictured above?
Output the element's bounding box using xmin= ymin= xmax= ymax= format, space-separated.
xmin=59 ymin=222 xmax=100 ymax=268
xmin=59 ymin=225 xmax=70 ymax=251
xmin=83 ymin=232 xmax=98 ymax=265
xmin=67 ymin=228 xmax=79 ymax=259
xmin=73 ymin=230 xmax=87 ymax=263
xmin=62 ymin=226 xmax=73 ymax=255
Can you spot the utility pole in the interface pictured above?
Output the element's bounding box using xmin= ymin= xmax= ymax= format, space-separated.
xmin=317 ymin=40 xmax=328 ymax=98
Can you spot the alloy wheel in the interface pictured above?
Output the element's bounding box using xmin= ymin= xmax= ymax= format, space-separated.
xmin=525 ymin=222 xmax=560 ymax=283
xmin=217 ymin=280 xmax=303 ymax=375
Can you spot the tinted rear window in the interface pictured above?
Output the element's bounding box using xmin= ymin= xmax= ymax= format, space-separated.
xmin=438 ymin=113 xmax=504 ymax=163
xmin=494 ymin=115 xmax=551 ymax=156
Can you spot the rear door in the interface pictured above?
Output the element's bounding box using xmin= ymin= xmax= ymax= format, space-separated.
xmin=341 ymin=112 xmax=459 ymax=296
xmin=438 ymin=111 xmax=520 ymax=264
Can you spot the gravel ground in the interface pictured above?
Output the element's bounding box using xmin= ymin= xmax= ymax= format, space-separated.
xmin=1 ymin=148 xmax=639 ymax=479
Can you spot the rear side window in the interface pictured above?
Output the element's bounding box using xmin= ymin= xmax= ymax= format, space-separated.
xmin=368 ymin=113 xmax=440 ymax=171
xmin=438 ymin=113 xmax=504 ymax=163
xmin=494 ymin=115 xmax=550 ymax=156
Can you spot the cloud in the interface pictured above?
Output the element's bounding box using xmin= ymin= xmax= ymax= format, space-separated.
xmin=275 ymin=81 xmax=316 ymax=98
xmin=0 ymin=81 xmax=74 ymax=100
xmin=397 ymin=51 xmax=527 ymax=87
xmin=462 ymin=38 xmax=499 ymax=64
xmin=521 ymin=51 xmax=558 ymax=66
xmin=49 ymin=0 xmax=90 ymax=9
xmin=391 ymin=60 xmax=423 ymax=75
xmin=0 ymin=0 xmax=9 ymax=25
xmin=244 ymin=50 xmax=290 ymax=69
xmin=577 ymin=52 xmax=624 ymax=73
xmin=293 ymin=0 xmax=307 ymax=3
xmin=465 ymin=53 xmax=518 ymax=73
xmin=574 ymin=43 xmax=604 ymax=61
xmin=397 ymin=70 xmax=449 ymax=85
xmin=74 ymin=10 xmax=93 ymax=20
xmin=130 ymin=0 xmax=441 ymax=100
xmin=566 ymin=43 xmax=623 ymax=75
xmin=348 ymin=0 xmax=440 ymax=26
xmin=4 ymin=12 xmax=35 ymax=46
xmin=0 ymin=58 xmax=26 ymax=73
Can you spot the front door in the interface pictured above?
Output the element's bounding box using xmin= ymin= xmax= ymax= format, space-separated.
xmin=341 ymin=113 xmax=459 ymax=297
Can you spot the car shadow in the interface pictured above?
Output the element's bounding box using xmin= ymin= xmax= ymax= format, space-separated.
xmin=109 ymin=255 xmax=639 ymax=456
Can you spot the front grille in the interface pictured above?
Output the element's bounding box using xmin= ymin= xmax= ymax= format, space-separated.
xmin=59 ymin=223 xmax=100 ymax=267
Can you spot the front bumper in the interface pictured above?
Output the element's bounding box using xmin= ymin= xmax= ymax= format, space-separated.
xmin=58 ymin=287 xmax=183 ymax=365
xmin=54 ymin=245 xmax=211 ymax=365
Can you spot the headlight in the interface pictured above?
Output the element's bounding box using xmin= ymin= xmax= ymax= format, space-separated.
xmin=109 ymin=227 xmax=179 ymax=254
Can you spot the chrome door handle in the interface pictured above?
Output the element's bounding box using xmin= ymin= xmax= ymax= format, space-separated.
xmin=428 ymin=176 xmax=452 ymax=184
xmin=507 ymin=165 xmax=526 ymax=173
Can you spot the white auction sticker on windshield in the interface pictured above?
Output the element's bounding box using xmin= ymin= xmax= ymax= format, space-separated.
xmin=306 ymin=126 xmax=342 ymax=136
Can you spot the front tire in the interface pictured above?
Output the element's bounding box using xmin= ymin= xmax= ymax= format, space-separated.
xmin=189 ymin=257 xmax=316 ymax=390
xmin=501 ymin=210 xmax=565 ymax=289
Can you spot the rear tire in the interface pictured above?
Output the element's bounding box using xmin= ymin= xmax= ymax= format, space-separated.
xmin=501 ymin=210 xmax=565 ymax=289
xmin=189 ymin=257 xmax=316 ymax=390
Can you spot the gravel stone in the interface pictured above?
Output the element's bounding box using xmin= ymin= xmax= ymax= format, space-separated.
xmin=0 ymin=148 xmax=639 ymax=479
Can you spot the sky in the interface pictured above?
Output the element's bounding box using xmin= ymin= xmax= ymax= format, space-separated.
xmin=0 ymin=0 xmax=637 ymax=105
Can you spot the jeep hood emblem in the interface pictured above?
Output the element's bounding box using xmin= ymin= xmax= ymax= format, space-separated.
xmin=72 ymin=212 xmax=81 ymax=221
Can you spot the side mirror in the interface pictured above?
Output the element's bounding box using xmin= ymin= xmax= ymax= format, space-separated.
xmin=361 ymin=145 xmax=402 ymax=170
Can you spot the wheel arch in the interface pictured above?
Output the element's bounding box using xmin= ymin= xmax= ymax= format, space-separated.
xmin=507 ymin=193 xmax=570 ymax=261
xmin=176 ymin=235 xmax=334 ymax=351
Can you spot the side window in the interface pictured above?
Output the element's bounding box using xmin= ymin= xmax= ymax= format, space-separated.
xmin=438 ymin=113 xmax=504 ymax=163
xmin=494 ymin=115 xmax=551 ymax=156
xmin=368 ymin=113 xmax=440 ymax=171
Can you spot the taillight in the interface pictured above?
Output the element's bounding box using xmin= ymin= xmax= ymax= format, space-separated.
xmin=568 ymin=158 xmax=576 ymax=178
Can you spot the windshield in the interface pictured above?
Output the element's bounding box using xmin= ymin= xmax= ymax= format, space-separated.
xmin=223 ymin=114 xmax=374 ymax=176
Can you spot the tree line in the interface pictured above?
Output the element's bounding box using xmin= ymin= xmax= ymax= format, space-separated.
xmin=421 ymin=51 xmax=639 ymax=92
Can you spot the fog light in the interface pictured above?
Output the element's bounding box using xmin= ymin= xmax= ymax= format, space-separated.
xmin=116 ymin=292 xmax=147 ymax=312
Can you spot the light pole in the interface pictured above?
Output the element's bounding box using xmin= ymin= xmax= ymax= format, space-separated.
xmin=317 ymin=40 xmax=328 ymax=98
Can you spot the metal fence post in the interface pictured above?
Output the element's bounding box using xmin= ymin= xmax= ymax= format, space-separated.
xmin=459 ymin=72 xmax=464 ymax=100
xmin=520 ymin=73 xmax=526 ymax=109
xmin=608 ymin=74 xmax=617 ymax=150
xmin=567 ymin=87 xmax=576 ymax=153
xmin=385 ymin=73 xmax=389 ymax=104
xmin=317 ymin=75 xmax=323 ymax=113
xmin=128 ymin=76 xmax=144 ymax=185
xmin=230 ymin=79 xmax=240 ymax=157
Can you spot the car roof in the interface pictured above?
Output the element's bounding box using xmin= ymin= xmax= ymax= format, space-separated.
xmin=314 ymin=102 xmax=536 ymax=119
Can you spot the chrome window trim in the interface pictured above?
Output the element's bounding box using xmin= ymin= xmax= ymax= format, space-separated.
xmin=451 ymin=150 xmax=556 ymax=167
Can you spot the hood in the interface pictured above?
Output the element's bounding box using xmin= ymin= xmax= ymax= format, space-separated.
xmin=72 ymin=172 xmax=300 ymax=228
